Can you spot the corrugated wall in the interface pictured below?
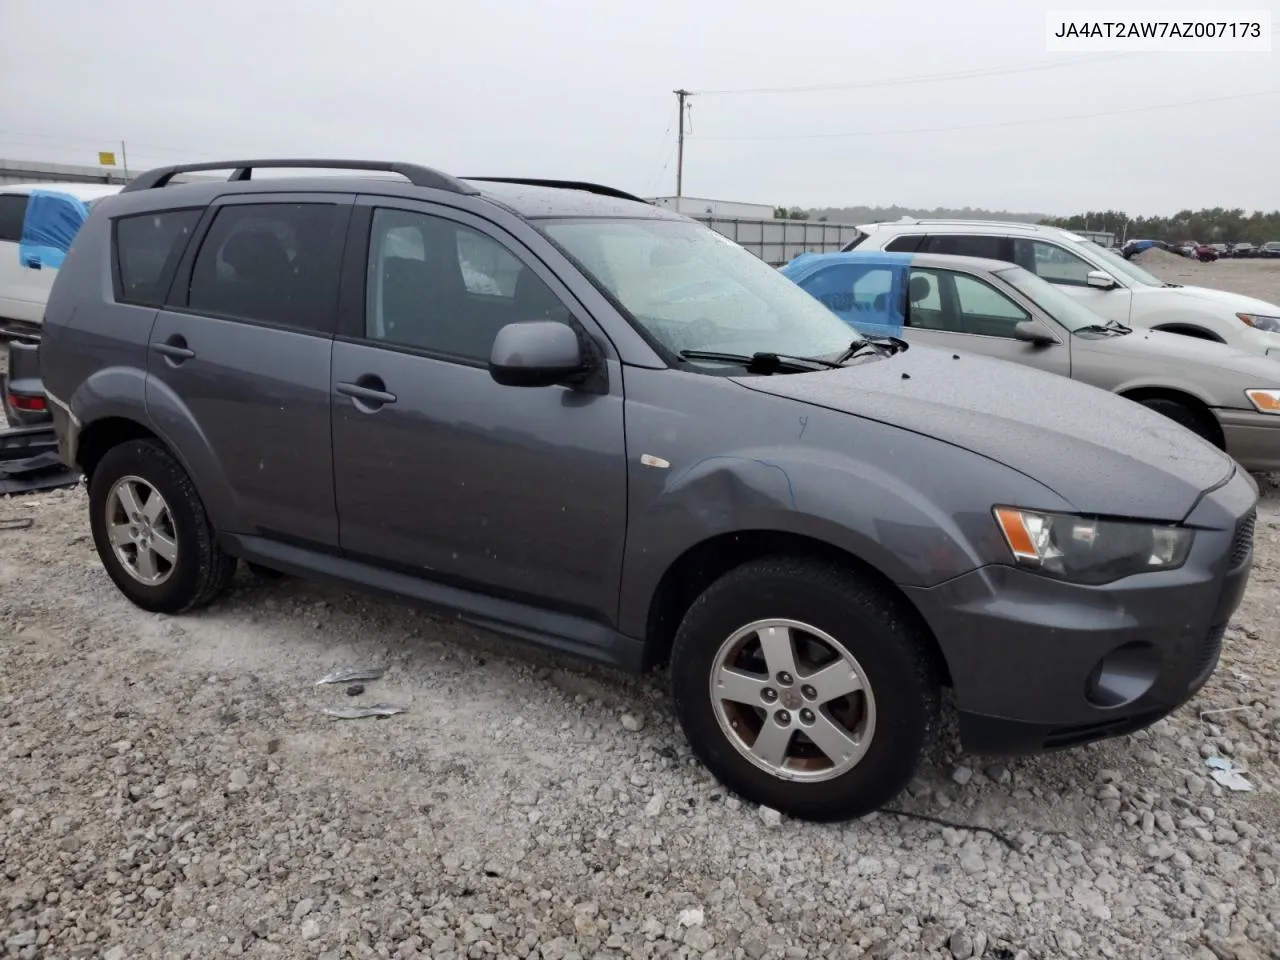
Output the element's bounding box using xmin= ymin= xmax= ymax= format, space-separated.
xmin=692 ymin=216 xmax=864 ymax=266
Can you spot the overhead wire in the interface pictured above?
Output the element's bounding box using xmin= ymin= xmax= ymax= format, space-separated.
xmin=693 ymin=90 xmax=1277 ymax=142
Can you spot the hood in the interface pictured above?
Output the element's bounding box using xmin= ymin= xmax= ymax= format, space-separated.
xmin=733 ymin=345 xmax=1233 ymax=522
xmin=1134 ymin=282 xmax=1280 ymax=315
xmin=1076 ymin=328 xmax=1280 ymax=385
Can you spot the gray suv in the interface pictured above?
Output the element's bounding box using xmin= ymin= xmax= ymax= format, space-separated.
xmin=39 ymin=159 xmax=1257 ymax=821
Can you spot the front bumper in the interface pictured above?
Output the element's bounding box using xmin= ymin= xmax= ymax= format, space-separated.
xmin=1217 ymin=408 xmax=1280 ymax=472
xmin=901 ymin=468 xmax=1257 ymax=754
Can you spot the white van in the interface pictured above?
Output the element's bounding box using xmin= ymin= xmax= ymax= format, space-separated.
xmin=0 ymin=182 xmax=123 ymax=338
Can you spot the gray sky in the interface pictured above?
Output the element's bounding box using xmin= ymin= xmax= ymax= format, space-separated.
xmin=1 ymin=0 xmax=1275 ymax=215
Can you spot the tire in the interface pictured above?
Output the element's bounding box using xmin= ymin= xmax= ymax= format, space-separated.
xmin=669 ymin=557 xmax=940 ymax=822
xmin=88 ymin=439 xmax=236 ymax=613
xmin=1137 ymin=396 xmax=1220 ymax=448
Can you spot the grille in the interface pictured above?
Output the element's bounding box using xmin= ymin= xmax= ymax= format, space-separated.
xmin=1190 ymin=622 xmax=1226 ymax=691
xmin=1230 ymin=510 xmax=1255 ymax=569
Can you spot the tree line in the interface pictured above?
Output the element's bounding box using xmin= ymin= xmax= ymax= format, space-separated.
xmin=1039 ymin=209 xmax=1280 ymax=245
xmin=777 ymin=203 xmax=1280 ymax=245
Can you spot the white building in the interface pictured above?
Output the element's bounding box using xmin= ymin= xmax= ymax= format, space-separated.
xmin=648 ymin=195 xmax=776 ymax=220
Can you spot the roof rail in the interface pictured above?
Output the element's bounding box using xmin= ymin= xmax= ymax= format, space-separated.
xmin=120 ymin=159 xmax=480 ymax=195
xmin=910 ymin=218 xmax=1045 ymax=230
xmin=463 ymin=177 xmax=649 ymax=204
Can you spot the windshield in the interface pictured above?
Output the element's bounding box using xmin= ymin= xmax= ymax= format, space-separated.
xmin=1076 ymin=239 xmax=1164 ymax=287
xmin=996 ymin=265 xmax=1111 ymax=333
xmin=539 ymin=217 xmax=861 ymax=365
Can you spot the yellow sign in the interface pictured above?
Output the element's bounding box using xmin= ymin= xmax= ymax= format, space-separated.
xmin=98 ymin=151 xmax=117 ymax=166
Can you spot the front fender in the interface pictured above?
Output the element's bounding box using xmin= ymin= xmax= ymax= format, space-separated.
xmin=1139 ymin=306 xmax=1234 ymax=339
xmin=616 ymin=370 xmax=1072 ymax=639
xmin=1108 ymin=375 xmax=1218 ymax=408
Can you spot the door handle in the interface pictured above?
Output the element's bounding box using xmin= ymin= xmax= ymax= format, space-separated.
xmin=336 ymin=379 xmax=397 ymax=409
xmin=152 ymin=336 xmax=195 ymax=364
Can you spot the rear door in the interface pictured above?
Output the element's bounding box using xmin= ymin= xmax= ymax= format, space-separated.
xmin=904 ymin=266 xmax=1071 ymax=377
xmin=792 ymin=260 xmax=906 ymax=337
xmin=148 ymin=193 xmax=352 ymax=547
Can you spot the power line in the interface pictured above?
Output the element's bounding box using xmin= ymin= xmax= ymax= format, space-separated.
xmin=692 ymin=53 xmax=1137 ymax=96
xmin=642 ymin=117 xmax=674 ymax=194
xmin=693 ymin=89 xmax=1277 ymax=142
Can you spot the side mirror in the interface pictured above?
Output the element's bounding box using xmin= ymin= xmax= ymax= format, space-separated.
xmin=1086 ymin=270 xmax=1118 ymax=290
xmin=489 ymin=320 xmax=586 ymax=388
xmin=1013 ymin=320 xmax=1056 ymax=346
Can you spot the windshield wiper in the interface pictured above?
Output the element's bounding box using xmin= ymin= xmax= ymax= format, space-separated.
xmin=835 ymin=335 xmax=909 ymax=363
xmin=678 ymin=350 xmax=844 ymax=373
xmin=1075 ymin=320 xmax=1130 ymax=336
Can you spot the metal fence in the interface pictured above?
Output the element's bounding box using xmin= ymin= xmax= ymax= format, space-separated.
xmin=690 ymin=216 xmax=865 ymax=266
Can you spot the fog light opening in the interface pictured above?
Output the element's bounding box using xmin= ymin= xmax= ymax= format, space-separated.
xmin=1084 ymin=641 xmax=1159 ymax=709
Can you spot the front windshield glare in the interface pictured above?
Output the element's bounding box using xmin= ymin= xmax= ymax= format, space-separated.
xmin=996 ymin=266 xmax=1108 ymax=332
xmin=1078 ymin=240 xmax=1163 ymax=287
xmin=540 ymin=218 xmax=860 ymax=364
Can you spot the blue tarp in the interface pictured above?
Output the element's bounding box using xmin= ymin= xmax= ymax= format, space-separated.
xmin=17 ymin=189 xmax=89 ymax=271
xmin=780 ymin=251 xmax=910 ymax=338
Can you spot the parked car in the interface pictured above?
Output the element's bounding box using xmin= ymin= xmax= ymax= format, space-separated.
xmin=780 ymin=250 xmax=1280 ymax=471
xmin=38 ymin=159 xmax=1257 ymax=822
xmin=1231 ymin=243 xmax=1257 ymax=258
xmin=1258 ymin=242 xmax=1280 ymax=259
xmin=0 ymin=338 xmax=49 ymax=426
xmin=843 ymin=219 xmax=1280 ymax=358
xmin=0 ymin=182 xmax=123 ymax=340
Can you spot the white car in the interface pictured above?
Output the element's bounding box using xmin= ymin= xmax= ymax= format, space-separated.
xmin=843 ymin=219 xmax=1280 ymax=360
xmin=0 ymin=182 xmax=123 ymax=338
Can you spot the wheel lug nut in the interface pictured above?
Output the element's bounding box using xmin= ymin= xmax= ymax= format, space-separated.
xmin=761 ymin=687 xmax=778 ymax=703
xmin=799 ymin=709 xmax=815 ymax=725
xmin=801 ymin=685 xmax=817 ymax=700
xmin=776 ymin=671 xmax=793 ymax=686
xmin=774 ymin=710 xmax=791 ymax=725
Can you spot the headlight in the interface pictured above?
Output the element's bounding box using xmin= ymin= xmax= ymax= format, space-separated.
xmin=993 ymin=507 xmax=1193 ymax=584
xmin=1245 ymin=389 xmax=1280 ymax=413
xmin=1238 ymin=313 xmax=1280 ymax=333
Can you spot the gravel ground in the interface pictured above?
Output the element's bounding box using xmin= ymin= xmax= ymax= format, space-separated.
xmin=3 ymin=260 xmax=1280 ymax=960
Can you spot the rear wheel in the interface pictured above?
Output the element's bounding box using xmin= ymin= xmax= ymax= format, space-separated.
xmin=1136 ymin=396 xmax=1221 ymax=448
xmin=669 ymin=557 xmax=940 ymax=822
xmin=88 ymin=440 xmax=235 ymax=613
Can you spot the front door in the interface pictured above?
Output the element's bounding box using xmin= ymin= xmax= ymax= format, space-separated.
xmin=147 ymin=193 xmax=351 ymax=547
xmin=330 ymin=199 xmax=628 ymax=621
xmin=1011 ymin=237 xmax=1134 ymax=325
xmin=903 ymin=266 xmax=1072 ymax=377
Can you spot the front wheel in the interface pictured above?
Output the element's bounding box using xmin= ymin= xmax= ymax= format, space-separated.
xmin=1137 ymin=396 xmax=1221 ymax=448
xmin=669 ymin=558 xmax=940 ymax=822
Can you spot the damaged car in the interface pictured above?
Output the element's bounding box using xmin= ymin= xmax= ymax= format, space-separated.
xmin=36 ymin=159 xmax=1257 ymax=821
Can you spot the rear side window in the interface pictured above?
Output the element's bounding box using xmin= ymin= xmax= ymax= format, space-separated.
xmin=114 ymin=209 xmax=202 ymax=306
xmin=0 ymin=194 xmax=29 ymax=242
xmin=884 ymin=234 xmax=926 ymax=253
xmin=186 ymin=202 xmax=345 ymax=333
xmin=842 ymin=229 xmax=869 ymax=251
xmin=925 ymin=234 xmax=1008 ymax=260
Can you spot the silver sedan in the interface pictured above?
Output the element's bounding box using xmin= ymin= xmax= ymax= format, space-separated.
xmin=782 ymin=250 xmax=1280 ymax=472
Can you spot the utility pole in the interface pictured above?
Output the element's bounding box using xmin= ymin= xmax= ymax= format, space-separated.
xmin=120 ymin=140 xmax=129 ymax=180
xmin=673 ymin=89 xmax=691 ymax=198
